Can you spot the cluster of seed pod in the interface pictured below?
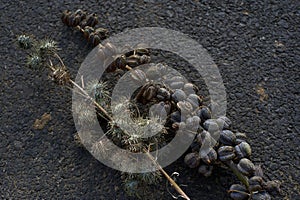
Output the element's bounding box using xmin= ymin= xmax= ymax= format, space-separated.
xmin=182 ymin=109 xmax=280 ymax=199
xmin=61 ymin=9 xmax=109 ymax=46
xmin=124 ymin=64 xmax=280 ymax=200
xmin=95 ymin=42 xmax=151 ymax=73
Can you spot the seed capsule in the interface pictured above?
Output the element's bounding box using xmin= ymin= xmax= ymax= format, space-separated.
xmin=184 ymin=152 xmax=200 ymax=168
xmin=216 ymin=116 xmax=231 ymax=130
xmin=156 ymin=88 xmax=171 ymax=101
xmin=150 ymin=102 xmax=171 ymax=119
xmin=196 ymin=130 xmax=216 ymax=148
xmin=220 ymin=130 xmax=236 ymax=146
xmin=203 ymin=119 xmax=220 ymax=133
xmin=130 ymin=69 xmax=148 ymax=84
xmin=171 ymin=89 xmax=187 ymax=102
xmin=185 ymin=116 xmax=200 ymax=131
xmin=167 ymin=76 xmax=185 ymax=85
xmin=170 ymin=81 xmax=185 ymax=89
xmin=217 ymin=146 xmax=236 ymax=162
xmin=235 ymin=142 xmax=252 ymax=159
xmin=183 ymin=83 xmax=198 ymax=94
xmin=170 ymin=111 xmax=183 ymax=123
xmin=196 ymin=106 xmax=211 ymax=121
xmin=177 ymin=100 xmax=193 ymax=114
xmin=251 ymin=191 xmax=271 ymax=200
xmin=262 ymin=180 xmax=281 ymax=193
xmin=146 ymin=65 xmax=161 ymax=80
xmin=229 ymin=184 xmax=249 ymax=200
xmin=135 ymin=48 xmax=150 ymax=56
xmin=237 ymin=158 xmax=255 ymax=176
xmin=235 ymin=132 xmax=248 ymax=144
xmin=84 ymin=13 xmax=98 ymax=27
xmin=201 ymin=148 xmax=217 ymax=165
xmin=198 ymin=164 xmax=213 ymax=177
xmin=143 ymin=85 xmax=157 ymax=101
xmin=81 ymin=26 xmax=94 ymax=40
xmin=249 ymin=176 xmax=264 ymax=192
xmin=186 ymin=94 xmax=202 ymax=109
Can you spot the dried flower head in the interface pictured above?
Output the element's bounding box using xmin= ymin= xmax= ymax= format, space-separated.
xmin=27 ymin=53 xmax=42 ymax=69
xmin=39 ymin=39 xmax=59 ymax=54
xmin=86 ymin=80 xmax=110 ymax=105
xmin=17 ymin=34 xmax=34 ymax=49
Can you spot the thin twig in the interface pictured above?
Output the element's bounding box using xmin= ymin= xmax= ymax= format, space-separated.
xmin=47 ymin=51 xmax=190 ymax=200
xmin=145 ymin=151 xmax=190 ymax=200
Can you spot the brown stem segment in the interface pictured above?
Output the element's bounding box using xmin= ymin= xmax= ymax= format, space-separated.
xmin=145 ymin=151 xmax=190 ymax=200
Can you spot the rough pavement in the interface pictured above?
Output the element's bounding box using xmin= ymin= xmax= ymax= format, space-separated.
xmin=0 ymin=1 xmax=299 ymax=199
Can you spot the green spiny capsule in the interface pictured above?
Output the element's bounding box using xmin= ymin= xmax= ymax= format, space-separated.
xmin=39 ymin=39 xmax=58 ymax=54
xmin=17 ymin=34 xmax=33 ymax=49
xmin=27 ymin=53 xmax=42 ymax=69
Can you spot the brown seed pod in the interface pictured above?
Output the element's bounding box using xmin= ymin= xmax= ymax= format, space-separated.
xmin=237 ymin=158 xmax=255 ymax=176
xmin=201 ymin=148 xmax=217 ymax=165
xmin=217 ymin=146 xmax=236 ymax=162
xmin=184 ymin=152 xmax=200 ymax=168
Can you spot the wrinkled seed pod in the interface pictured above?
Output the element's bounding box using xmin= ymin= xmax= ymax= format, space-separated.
xmin=220 ymin=130 xmax=236 ymax=146
xmin=102 ymin=42 xmax=117 ymax=57
xmin=74 ymin=9 xmax=86 ymax=21
xmin=115 ymin=55 xmax=127 ymax=70
xmin=196 ymin=130 xmax=213 ymax=147
xmin=216 ymin=116 xmax=231 ymax=130
xmin=168 ymin=76 xmax=185 ymax=84
xmin=235 ymin=132 xmax=248 ymax=144
xmin=262 ymin=180 xmax=281 ymax=193
xmin=229 ymin=184 xmax=249 ymax=200
xmin=156 ymin=88 xmax=171 ymax=101
xmin=85 ymin=13 xmax=99 ymax=27
xmin=177 ymin=100 xmax=193 ymax=114
xmin=94 ymin=28 xmax=109 ymax=40
xmin=170 ymin=81 xmax=185 ymax=90
xmin=201 ymin=148 xmax=217 ymax=165
xmin=68 ymin=14 xmax=81 ymax=27
xmin=150 ymin=102 xmax=170 ymax=118
xmin=146 ymin=66 xmax=161 ymax=80
xmin=203 ymin=119 xmax=220 ymax=133
xmin=184 ymin=152 xmax=200 ymax=168
xmin=61 ymin=10 xmax=72 ymax=25
xmin=198 ymin=164 xmax=213 ymax=177
xmin=172 ymin=89 xmax=187 ymax=102
xmin=139 ymin=55 xmax=151 ymax=64
xmin=251 ymin=191 xmax=271 ymax=200
xmin=237 ymin=158 xmax=255 ymax=176
xmin=143 ymin=85 xmax=157 ymax=101
xmin=185 ymin=116 xmax=200 ymax=131
xmin=130 ymin=69 xmax=148 ymax=84
xmin=81 ymin=26 xmax=94 ymax=40
xmin=187 ymin=94 xmax=202 ymax=108
xmin=249 ymin=176 xmax=264 ymax=192
xmin=183 ymin=83 xmax=199 ymax=94
xmin=196 ymin=106 xmax=211 ymax=121
xmin=217 ymin=146 xmax=236 ymax=162
xmin=235 ymin=142 xmax=252 ymax=159
xmin=170 ymin=111 xmax=182 ymax=123
xmin=135 ymin=48 xmax=150 ymax=56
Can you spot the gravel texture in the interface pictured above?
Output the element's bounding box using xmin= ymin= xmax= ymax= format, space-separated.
xmin=0 ymin=1 xmax=299 ymax=199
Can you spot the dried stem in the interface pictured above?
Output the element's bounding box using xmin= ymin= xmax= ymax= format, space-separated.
xmin=226 ymin=160 xmax=249 ymax=189
xmin=145 ymin=151 xmax=191 ymax=200
xmin=46 ymin=52 xmax=189 ymax=200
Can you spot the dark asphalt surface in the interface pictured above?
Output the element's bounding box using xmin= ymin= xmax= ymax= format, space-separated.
xmin=1 ymin=1 xmax=299 ymax=199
